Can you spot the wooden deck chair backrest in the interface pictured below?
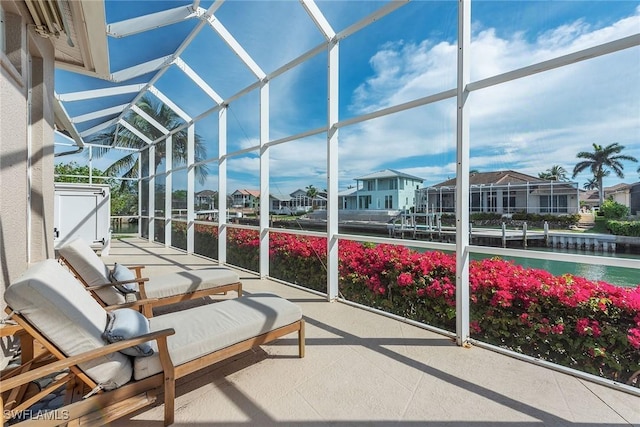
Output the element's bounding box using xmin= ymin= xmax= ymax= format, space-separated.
xmin=58 ymin=237 xmax=127 ymax=306
xmin=4 ymin=259 xmax=133 ymax=390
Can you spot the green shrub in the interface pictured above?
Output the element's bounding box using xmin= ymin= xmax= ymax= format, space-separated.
xmin=606 ymin=220 xmax=640 ymax=237
xmin=600 ymin=199 xmax=630 ymax=219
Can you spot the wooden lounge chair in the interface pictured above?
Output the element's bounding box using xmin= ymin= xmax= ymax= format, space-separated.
xmin=58 ymin=237 xmax=242 ymax=316
xmin=1 ymin=259 xmax=304 ymax=426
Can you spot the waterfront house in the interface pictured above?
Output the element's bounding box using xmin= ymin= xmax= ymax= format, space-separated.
xmin=338 ymin=187 xmax=358 ymax=210
xmin=418 ymin=170 xmax=580 ymax=215
xmin=269 ymin=190 xmax=327 ymax=214
xmin=605 ymin=183 xmax=633 ymax=208
xmin=579 ymin=183 xmax=639 ymax=212
xmin=195 ymin=190 xmax=218 ymax=210
xmin=231 ymin=189 xmax=260 ymax=209
xmin=351 ymin=169 xmax=424 ymax=211
xmin=631 ymin=182 xmax=640 ymax=216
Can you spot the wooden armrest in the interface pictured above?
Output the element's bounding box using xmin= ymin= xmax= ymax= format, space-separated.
xmin=85 ymin=277 xmax=149 ymax=291
xmin=104 ymin=298 xmax=160 ymax=311
xmin=0 ymin=328 xmax=176 ymax=393
xmin=126 ymin=265 xmax=145 ymax=279
xmin=0 ymin=323 xmax=23 ymax=337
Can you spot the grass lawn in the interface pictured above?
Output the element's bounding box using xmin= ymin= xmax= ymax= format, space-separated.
xmin=585 ymin=216 xmax=610 ymax=234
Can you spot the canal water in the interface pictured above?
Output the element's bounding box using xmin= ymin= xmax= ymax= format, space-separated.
xmin=480 ymin=248 xmax=639 ymax=289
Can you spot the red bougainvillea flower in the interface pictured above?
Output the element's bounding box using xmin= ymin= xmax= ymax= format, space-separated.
xmin=627 ymin=328 xmax=640 ymax=349
xmin=397 ymin=272 xmax=414 ymax=287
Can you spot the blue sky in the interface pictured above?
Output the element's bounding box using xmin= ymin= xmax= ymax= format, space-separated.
xmin=55 ymin=1 xmax=640 ymax=196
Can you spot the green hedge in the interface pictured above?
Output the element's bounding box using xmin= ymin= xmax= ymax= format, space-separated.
xmin=607 ymin=220 xmax=640 ymax=237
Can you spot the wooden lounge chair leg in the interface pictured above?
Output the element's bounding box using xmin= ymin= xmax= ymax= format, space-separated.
xmin=237 ymin=282 xmax=243 ymax=297
xmin=157 ymin=336 xmax=175 ymax=426
xmin=298 ymin=319 xmax=305 ymax=358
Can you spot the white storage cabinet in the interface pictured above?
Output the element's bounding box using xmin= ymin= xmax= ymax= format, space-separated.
xmin=54 ymin=183 xmax=111 ymax=255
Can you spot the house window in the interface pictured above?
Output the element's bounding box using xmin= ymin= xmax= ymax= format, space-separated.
xmin=390 ymin=180 xmax=397 ymax=190
xmin=384 ymin=195 xmax=393 ymax=209
xmin=487 ymin=191 xmax=498 ymax=212
xmin=367 ymin=181 xmax=375 ymax=191
xmin=359 ymin=195 xmax=371 ymax=209
xmin=540 ymin=195 xmax=568 ymax=213
xmin=502 ymin=191 xmax=517 ymax=213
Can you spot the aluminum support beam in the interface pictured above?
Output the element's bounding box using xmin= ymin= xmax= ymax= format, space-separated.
xmin=326 ymin=40 xmax=339 ymax=301
xmin=148 ymin=86 xmax=192 ymax=122
xmin=335 ymin=0 xmax=409 ymax=41
xmin=79 ymin=117 xmax=119 ymax=138
xmin=173 ymin=57 xmax=224 ymax=104
xmin=131 ymin=105 xmax=170 ymax=134
xmin=110 ymin=55 xmax=174 ymax=83
xmin=187 ymin=126 xmax=195 ymax=253
xmin=259 ymin=83 xmax=270 ymax=278
xmin=300 ymin=0 xmax=335 ymax=41
xmin=165 ymin=135 xmax=173 ymax=247
xmin=467 ymin=34 xmax=640 ymax=93
xmin=218 ymin=107 xmax=228 ymax=264
xmin=107 ymin=6 xmax=199 ymax=38
xmin=70 ymin=103 xmax=129 ymax=124
xmin=148 ymin=144 xmax=156 ymax=241
xmin=53 ymin=95 xmax=84 ymax=147
xmin=57 ymin=84 xmax=146 ymax=102
xmin=455 ymin=0 xmax=471 ymax=347
xmin=119 ymin=119 xmax=154 ymax=145
xmin=205 ymin=15 xmax=266 ymax=80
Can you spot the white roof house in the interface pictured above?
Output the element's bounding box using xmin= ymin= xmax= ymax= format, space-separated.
xmin=352 ymin=169 xmax=424 ymax=211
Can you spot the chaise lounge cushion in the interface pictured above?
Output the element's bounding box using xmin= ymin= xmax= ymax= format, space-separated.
xmin=141 ymin=267 xmax=240 ymax=300
xmin=4 ymin=260 xmax=132 ymax=390
xmin=133 ymin=293 xmax=303 ymax=380
xmin=58 ymin=238 xmax=241 ymax=306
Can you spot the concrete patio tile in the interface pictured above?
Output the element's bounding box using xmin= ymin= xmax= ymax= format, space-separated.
xmin=295 ymin=346 xmax=415 ymax=421
xmin=580 ymin=380 xmax=640 ymax=425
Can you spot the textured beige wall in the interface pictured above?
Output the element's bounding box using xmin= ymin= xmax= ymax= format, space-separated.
xmin=0 ymin=7 xmax=55 ymax=308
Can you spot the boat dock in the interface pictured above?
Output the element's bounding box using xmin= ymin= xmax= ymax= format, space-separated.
xmin=389 ymin=222 xmax=546 ymax=248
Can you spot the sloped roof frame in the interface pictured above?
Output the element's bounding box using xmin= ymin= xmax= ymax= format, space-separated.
xmin=56 ymin=0 xmax=408 ymax=151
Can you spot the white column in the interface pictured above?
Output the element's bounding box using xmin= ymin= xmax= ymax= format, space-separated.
xmin=165 ymin=135 xmax=172 ymax=247
xmin=187 ymin=126 xmax=195 ymax=253
xmin=137 ymin=151 xmax=142 ymax=237
xmin=148 ymin=144 xmax=156 ymax=241
xmin=259 ymin=82 xmax=270 ymax=278
xmin=218 ymin=107 xmax=228 ymax=264
xmin=327 ymin=39 xmax=340 ymax=301
xmin=455 ymin=0 xmax=471 ymax=346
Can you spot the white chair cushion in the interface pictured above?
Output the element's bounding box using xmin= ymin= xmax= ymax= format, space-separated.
xmin=133 ymin=294 xmax=302 ymax=380
xmin=58 ymin=237 xmax=125 ymax=305
xmin=143 ymin=268 xmax=240 ymax=299
xmin=4 ymin=260 xmax=132 ymax=390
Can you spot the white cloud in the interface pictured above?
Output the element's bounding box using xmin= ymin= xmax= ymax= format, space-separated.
xmin=336 ymin=8 xmax=640 ymax=188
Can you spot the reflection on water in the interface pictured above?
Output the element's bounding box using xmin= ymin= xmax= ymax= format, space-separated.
xmin=111 ymin=217 xmax=138 ymax=234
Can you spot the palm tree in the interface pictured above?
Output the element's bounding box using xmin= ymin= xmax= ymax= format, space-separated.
xmin=306 ymin=184 xmax=319 ymax=209
xmin=538 ymin=165 xmax=568 ymax=181
xmin=572 ymin=143 xmax=638 ymax=205
xmin=90 ymin=96 xmax=209 ymax=187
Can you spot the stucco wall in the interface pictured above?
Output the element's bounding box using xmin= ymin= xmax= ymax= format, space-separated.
xmin=0 ymin=5 xmax=55 ymax=308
